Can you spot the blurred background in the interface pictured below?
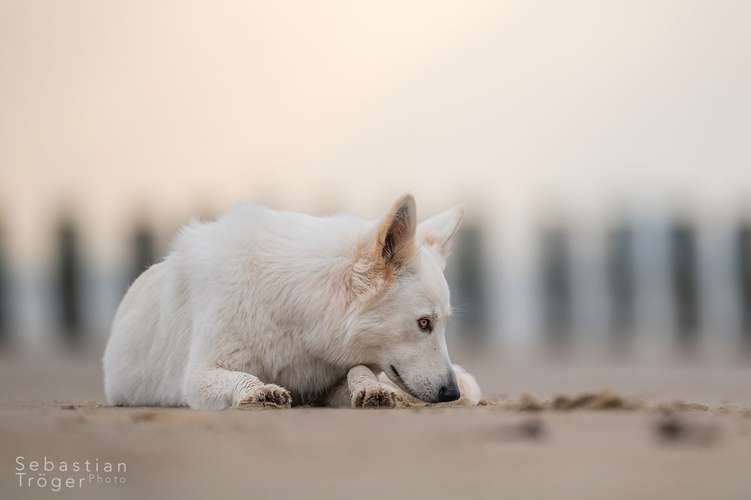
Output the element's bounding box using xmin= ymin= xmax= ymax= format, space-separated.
xmin=1 ymin=0 xmax=750 ymax=403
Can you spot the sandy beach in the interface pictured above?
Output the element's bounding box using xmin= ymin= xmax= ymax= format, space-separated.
xmin=1 ymin=349 xmax=749 ymax=500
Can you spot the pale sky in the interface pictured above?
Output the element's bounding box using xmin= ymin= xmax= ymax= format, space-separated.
xmin=1 ymin=0 xmax=750 ymax=267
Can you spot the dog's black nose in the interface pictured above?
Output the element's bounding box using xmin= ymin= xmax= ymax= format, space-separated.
xmin=437 ymin=383 xmax=460 ymax=402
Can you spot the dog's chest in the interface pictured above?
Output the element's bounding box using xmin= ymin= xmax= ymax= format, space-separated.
xmin=226 ymin=309 xmax=349 ymax=402
xmin=268 ymin=356 xmax=344 ymax=404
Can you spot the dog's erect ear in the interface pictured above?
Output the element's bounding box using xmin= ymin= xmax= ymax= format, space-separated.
xmin=375 ymin=194 xmax=417 ymax=271
xmin=417 ymin=205 xmax=464 ymax=265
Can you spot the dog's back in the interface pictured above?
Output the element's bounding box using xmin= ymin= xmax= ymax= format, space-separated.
xmin=103 ymin=204 xmax=367 ymax=406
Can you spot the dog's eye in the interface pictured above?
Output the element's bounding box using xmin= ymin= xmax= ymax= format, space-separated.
xmin=417 ymin=317 xmax=433 ymax=333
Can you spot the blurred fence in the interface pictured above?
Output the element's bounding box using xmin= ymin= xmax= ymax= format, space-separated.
xmin=738 ymin=221 xmax=751 ymax=353
xmin=0 ymin=224 xmax=7 ymax=346
xmin=55 ymin=217 xmax=83 ymax=345
xmin=0 ymin=210 xmax=750 ymax=359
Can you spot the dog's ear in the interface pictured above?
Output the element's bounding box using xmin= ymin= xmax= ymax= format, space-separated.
xmin=374 ymin=194 xmax=417 ymax=271
xmin=417 ymin=205 xmax=464 ymax=266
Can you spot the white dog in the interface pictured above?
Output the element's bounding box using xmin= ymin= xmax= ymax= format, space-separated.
xmin=103 ymin=195 xmax=481 ymax=409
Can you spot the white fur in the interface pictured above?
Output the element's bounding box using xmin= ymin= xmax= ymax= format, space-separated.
xmin=378 ymin=364 xmax=482 ymax=407
xmin=103 ymin=195 xmax=481 ymax=409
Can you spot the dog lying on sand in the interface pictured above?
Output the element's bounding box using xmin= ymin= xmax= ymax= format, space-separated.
xmin=103 ymin=194 xmax=481 ymax=409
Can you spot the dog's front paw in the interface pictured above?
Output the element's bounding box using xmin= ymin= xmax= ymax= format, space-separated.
xmin=352 ymin=384 xmax=398 ymax=409
xmin=236 ymin=384 xmax=292 ymax=409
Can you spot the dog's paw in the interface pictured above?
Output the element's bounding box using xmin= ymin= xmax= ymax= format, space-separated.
xmin=236 ymin=384 xmax=292 ymax=409
xmin=352 ymin=384 xmax=398 ymax=409
xmin=454 ymin=364 xmax=482 ymax=406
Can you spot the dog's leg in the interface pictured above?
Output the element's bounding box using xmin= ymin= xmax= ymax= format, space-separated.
xmin=325 ymin=365 xmax=400 ymax=408
xmin=184 ymin=368 xmax=292 ymax=410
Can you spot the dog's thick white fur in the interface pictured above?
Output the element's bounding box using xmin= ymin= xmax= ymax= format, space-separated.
xmin=103 ymin=195 xmax=481 ymax=409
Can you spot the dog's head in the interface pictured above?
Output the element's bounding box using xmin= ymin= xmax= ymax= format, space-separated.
xmin=350 ymin=194 xmax=464 ymax=403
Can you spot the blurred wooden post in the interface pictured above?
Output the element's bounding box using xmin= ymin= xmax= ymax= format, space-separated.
xmin=737 ymin=222 xmax=751 ymax=353
xmin=56 ymin=217 xmax=82 ymax=344
xmin=670 ymin=220 xmax=700 ymax=352
xmin=0 ymin=224 xmax=7 ymax=345
xmin=540 ymin=224 xmax=572 ymax=351
xmin=607 ymin=222 xmax=635 ymax=353
xmin=450 ymin=224 xmax=488 ymax=344
xmin=130 ymin=222 xmax=157 ymax=285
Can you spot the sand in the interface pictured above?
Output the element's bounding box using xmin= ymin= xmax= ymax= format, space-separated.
xmin=1 ymin=349 xmax=750 ymax=500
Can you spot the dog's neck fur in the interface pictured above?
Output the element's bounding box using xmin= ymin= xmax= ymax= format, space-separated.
xmin=299 ymin=223 xmax=395 ymax=368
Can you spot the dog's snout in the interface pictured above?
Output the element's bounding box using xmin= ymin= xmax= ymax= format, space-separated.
xmin=437 ymin=383 xmax=460 ymax=403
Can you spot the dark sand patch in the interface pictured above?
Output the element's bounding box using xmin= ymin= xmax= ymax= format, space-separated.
xmin=653 ymin=413 xmax=722 ymax=447
xmin=478 ymin=390 xmax=750 ymax=416
xmin=130 ymin=410 xmax=160 ymax=423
